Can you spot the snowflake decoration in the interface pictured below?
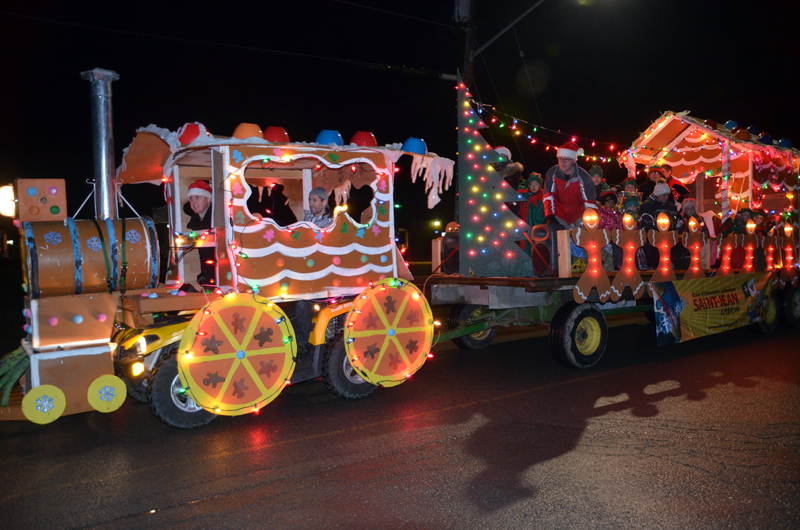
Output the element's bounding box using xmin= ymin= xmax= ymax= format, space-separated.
xmin=87 ymin=236 xmax=102 ymax=252
xmin=36 ymin=395 xmax=54 ymax=413
xmin=98 ymin=385 xmax=116 ymax=402
xmin=125 ymin=229 xmax=141 ymax=244
xmin=43 ymin=231 xmax=62 ymax=245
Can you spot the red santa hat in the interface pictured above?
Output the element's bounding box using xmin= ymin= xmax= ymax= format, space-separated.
xmin=186 ymin=180 xmax=212 ymax=200
xmin=557 ymin=141 xmax=584 ymax=160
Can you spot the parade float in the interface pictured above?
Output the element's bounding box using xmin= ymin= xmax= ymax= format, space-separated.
xmin=1 ymin=70 xmax=798 ymax=429
xmin=426 ymin=77 xmax=799 ymax=365
xmin=0 ymin=69 xmax=451 ymax=427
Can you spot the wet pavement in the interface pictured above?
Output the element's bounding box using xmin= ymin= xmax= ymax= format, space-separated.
xmin=1 ymin=320 xmax=799 ymax=529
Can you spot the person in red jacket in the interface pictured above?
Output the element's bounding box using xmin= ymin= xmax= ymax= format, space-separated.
xmin=542 ymin=141 xmax=596 ymax=228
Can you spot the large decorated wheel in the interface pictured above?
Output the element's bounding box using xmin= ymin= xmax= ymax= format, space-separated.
xmin=87 ymin=374 xmax=127 ymax=413
xmin=344 ymin=278 xmax=434 ymax=388
xmin=22 ymin=384 xmax=66 ymax=425
xmin=177 ymin=294 xmax=296 ymax=416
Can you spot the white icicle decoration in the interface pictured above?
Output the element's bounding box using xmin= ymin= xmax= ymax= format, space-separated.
xmin=410 ymin=155 xmax=455 ymax=209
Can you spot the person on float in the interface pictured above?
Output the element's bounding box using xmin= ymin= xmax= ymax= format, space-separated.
xmin=517 ymin=172 xmax=545 ymax=226
xmin=494 ymin=146 xmax=525 ymax=216
xmin=542 ymin=141 xmax=596 ymax=228
xmin=597 ymin=189 xmax=623 ymax=270
xmin=304 ymin=187 xmax=333 ymax=228
xmin=661 ymin=164 xmax=691 ymax=207
xmin=639 ymin=181 xmax=683 ymax=269
xmin=680 ymin=198 xmax=708 ymax=234
xmin=516 ymin=172 xmax=545 ymax=255
xmin=182 ymin=179 xmax=216 ymax=286
xmin=639 ymin=165 xmax=664 ymax=200
xmin=589 ymin=164 xmax=608 ymax=199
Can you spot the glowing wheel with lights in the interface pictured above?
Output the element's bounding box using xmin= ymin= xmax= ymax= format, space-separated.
xmin=344 ymin=278 xmax=434 ymax=387
xmin=177 ymin=294 xmax=296 ymax=416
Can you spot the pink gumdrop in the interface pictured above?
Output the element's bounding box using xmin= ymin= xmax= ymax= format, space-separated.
xmin=49 ymin=317 xmax=58 ymax=326
xmin=141 ymin=292 xmax=150 ymax=298
xmin=97 ymin=313 xmax=107 ymax=323
xmin=177 ymin=290 xmax=187 ymax=297
xmin=332 ymin=256 xmax=342 ymax=265
xmin=23 ymin=324 xmax=30 ymax=333
xmin=48 ymin=186 xmax=58 ymax=195
xmin=23 ymin=309 xmax=31 ymax=318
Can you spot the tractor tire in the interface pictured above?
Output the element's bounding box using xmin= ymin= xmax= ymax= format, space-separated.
xmin=550 ymin=302 xmax=608 ymax=369
xmin=148 ymin=355 xmax=216 ymax=429
xmin=781 ymin=285 xmax=800 ymax=328
xmin=322 ymin=332 xmax=377 ymax=399
xmin=449 ymin=304 xmax=497 ymax=350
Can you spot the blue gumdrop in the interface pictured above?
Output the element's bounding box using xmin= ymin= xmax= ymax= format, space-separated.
xmin=27 ymin=187 xmax=38 ymax=197
xmin=401 ymin=137 xmax=428 ymax=155
xmin=170 ymin=289 xmax=179 ymax=295
xmin=315 ymin=129 xmax=344 ymax=146
xmin=777 ymin=138 xmax=792 ymax=149
xmin=149 ymin=293 xmax=159 ymax=298
xmin=73 ymin=314 xmax=84 ymax=324
xmin=723 ymin=120 xmax=737 ymax=130
xmin=747 ymin=125 xmax=760 ymax=135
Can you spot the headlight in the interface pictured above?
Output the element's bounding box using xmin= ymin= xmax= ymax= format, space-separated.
xmin=131 ymin=362 xmax=145 ymax=376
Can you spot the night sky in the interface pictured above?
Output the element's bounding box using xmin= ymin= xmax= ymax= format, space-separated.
xmin=2 ymin=0 xmax=799 ymax=247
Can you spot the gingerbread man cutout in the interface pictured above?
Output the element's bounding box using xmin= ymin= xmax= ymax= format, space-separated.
xmin=610 ymin=215 xmax=646 ymax=300
xmin=716 ymin=234 xmax=737 ymax=276
xmin=682 ymin=222 xmax=708 ymax=280
xmin=647 ymin=229 xmax=678 ymax=284
xmin=739 ymin=222 xmax=759 ymax=274
xmin=572 ymin=209 xmax=611 ymax=303
xmin=780 ymin=226 xmax=798 ymax=287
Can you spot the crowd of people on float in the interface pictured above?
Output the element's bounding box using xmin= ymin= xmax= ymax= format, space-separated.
xmin=502 ymin=141 xmax=781 ymax=273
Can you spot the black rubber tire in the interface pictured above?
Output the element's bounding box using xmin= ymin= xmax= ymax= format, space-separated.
xmin=124 ymin=377 xmax=148 ymax=403
xmin=549 ymin=302 xmax=575 ymax=367
xmin=551 ymin=302 xmax=608 ymax=369
xmin=449 ymin=304 xmax=497 ymax=350
xmin=780 ymin=285 xmax=800 ymax=328
xmin=756 ymin=291 xmax=779 ymax=334
xmin=148 ymin=355 xmax=216 ymax=429
xmin=322 ymin=332 xmax=377 ymax=399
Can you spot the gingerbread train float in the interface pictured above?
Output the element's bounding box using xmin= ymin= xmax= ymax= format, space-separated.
xmin=0 ymin=68 xmax=450 ymax=426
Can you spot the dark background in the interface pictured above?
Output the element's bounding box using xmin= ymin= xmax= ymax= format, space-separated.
xmin=1 ymin=0 xmax=799 ymax=258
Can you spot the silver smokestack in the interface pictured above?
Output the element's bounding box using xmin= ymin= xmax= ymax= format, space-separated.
xmin=81 ymin=68 xmax=119 ymax=220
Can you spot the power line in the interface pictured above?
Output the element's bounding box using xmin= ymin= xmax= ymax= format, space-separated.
xmin=329 ymin=0 xmax=455 ymax=28
xmin=0 ymin=9 xmax=446 ymax=76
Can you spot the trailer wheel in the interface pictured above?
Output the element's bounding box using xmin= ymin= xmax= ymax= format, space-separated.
xmin=755 ymin=291 xmax=779 ymax=334
xmin=449 ymin=304 xmax=497 ymax=350
xmin=148 ymin=355 xmax=216 ymax=429
xmin=551 ymin=302 xmax=607 ymax=369
xmin=322 ymin=332 xmax=377 ymax=399
xmin=781 ymin=286 xmax=800 ymax=328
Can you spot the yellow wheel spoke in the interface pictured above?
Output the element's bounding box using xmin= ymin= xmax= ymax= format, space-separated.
xmin=241 ymin=359 xmax=270 ymax=397
xmin=349 ymin=329 xmax=394 ymax=339
xmin=214 ymin=358 xmax=240 ymax=399
xmin=389 ymin=295 xmax=411 ymax=328
xmin=185 ymin=352 xmax=237 ymax=364
xmin=212 ymin=312 xmax=242 ymax=351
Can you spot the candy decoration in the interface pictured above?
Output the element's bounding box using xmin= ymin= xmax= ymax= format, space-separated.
xmin=177 ymin=294 xmax=296 ymax=415
xmin=48 ymin=317 xmax=58 ymax=326
xmin=22 ymin=384 xmax=66 ymax=425
xmin=148 ymin=293 xmax=159 ymax=298
xmin=178 ymin=122 xmax=210 ymax=145
xmin=401 ymin=137 xmax=427 ymax=155
xmin=26 ymin=187 xmax=38 ymax=197
xmin=350 ymin=131 xmax=378 ymax=147
xmin=48 ymin=186 xmax=58 ymax=195
xmin=73 ymin=314 xmax=84 ymax=324
xmin=344 ymin=278 xmax=433 ymax=388
xmin=263 ymin=126 xmax=290 ymax=143
xmin=232 ymin=123 xmax=263 ymax=140
xmin=87 ymin=374 xmax=127 ymax=413
xmin=97 ymin=313 xmax=107 ymax=322
xmin=315 ymin=129 xmax=344 ymax=146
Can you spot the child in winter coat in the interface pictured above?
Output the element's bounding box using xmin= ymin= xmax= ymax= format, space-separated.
xmin=517 ymin=172 xmax=545 ymax=226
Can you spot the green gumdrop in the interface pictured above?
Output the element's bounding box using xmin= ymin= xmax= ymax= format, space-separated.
xmin=50 ymin=205 xmax=60 ymax=215
xmin=360 ymin=255 xmax=368 ymax=263
xmin=226 ymin=272 xmax=232 ymax=280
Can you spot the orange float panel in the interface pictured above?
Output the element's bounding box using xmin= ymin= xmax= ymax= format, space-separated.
xmin=25 ymin=293 xmax=120 ymax=350
xmin=25 ymin=342 xmax=114 ymax=417
xmin=15 ymin=179 xmax=68 ymax=222
xmin=22 ymin=217 xmax=159 ymax=298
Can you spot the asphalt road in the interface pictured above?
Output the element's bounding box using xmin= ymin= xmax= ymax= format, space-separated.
xmin=1 ymin=320 xmax=799 ymax=530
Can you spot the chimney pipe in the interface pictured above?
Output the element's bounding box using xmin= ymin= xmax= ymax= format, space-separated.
xmin=81 ymin=68 xmax=119 ymax=220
